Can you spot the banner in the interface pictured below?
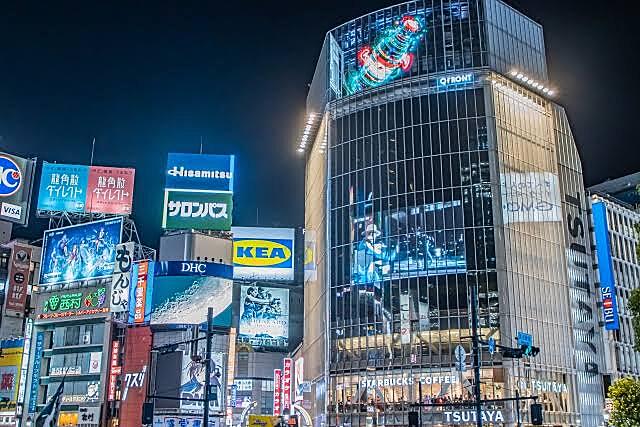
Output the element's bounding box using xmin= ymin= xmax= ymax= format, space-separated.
xmin=273 ymin=369 xmax=282 ymax=416
xmin=4 ymin=245 xmax=33 ymax=316
xmin=400 ymin=294 xmax=411 ymax=344
xmin=37 ymin=162 xmax=135 ymax=215
xmin=162 ymin=190 xmax=232 ymax=231
xmin=239 ymin=286 xmax=289 ymax=349
xmin=165 ymin=153 xmax=234 ymax=193
xmin=282 ymin=359 xmax=292 ymax=413
xmin=108 ymin=340 xmax=121 ymax=401
xmin=154 ymin=417 xmax=219 ymax=427
xmin=0 ymin=151 xmax=36 ymax=225
xmin=39 ymin=217 xmax=123 ymax=286
xmin=110 ymin=242 xmax=135 ymax=313
xmin=128 ymin=260 xmax=154 ymax=324
xmin=232 ymin=227 xmax=295 ymax=281
xmin=592 ymin=201 xmax=620 ymax=330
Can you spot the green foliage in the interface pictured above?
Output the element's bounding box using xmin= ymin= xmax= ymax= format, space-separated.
xmin=609 ymin=377 xmax=640 ymax=427
xmin=629 ymin=288 xmax=640 ymax=352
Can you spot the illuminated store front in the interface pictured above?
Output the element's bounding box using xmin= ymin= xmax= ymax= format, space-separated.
xmin=301 ymin=0 xmax=604 ymax=426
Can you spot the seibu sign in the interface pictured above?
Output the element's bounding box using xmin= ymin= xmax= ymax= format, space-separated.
xmin=361 ymin=375 xmax=458 ymax=388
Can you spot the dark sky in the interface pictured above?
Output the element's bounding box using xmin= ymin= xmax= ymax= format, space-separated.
xmin=1 ymin=1 xmax=637 ymax=247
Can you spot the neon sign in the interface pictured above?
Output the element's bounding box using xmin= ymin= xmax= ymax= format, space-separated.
xmin=345 ymin=15 xmax=424 ymax=95
xmin=437 ymin=73 xmax=474 ymax=87
xmin=38 ymin=287 xmax=108 ymax=319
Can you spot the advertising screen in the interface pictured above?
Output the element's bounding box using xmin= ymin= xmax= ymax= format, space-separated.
xmin=162 ymin=190 xmax=232 ymax=231
xmin=232 ymin=227 xmax=295 ymax=281
xmin=165 ymin=153 xmax=234 ymax=193
xmin=39 ymin=217 xmax=123 ymax=286
xmin=239 ymin=286 xmax=289 ymax=349
xmin=180 ymin=351 xmax=224 ymax=413
xmin=37 ymin=162 xmax=135 ymax=214
xmin=150 ymin=276 xmax=233 ymax=326
xmin=351 ymin=201 xmax=466 ymax=285
xmin=0 ymin=151 xmax=36 ymax=225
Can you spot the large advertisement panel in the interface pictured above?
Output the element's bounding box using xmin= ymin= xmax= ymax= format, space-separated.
xmin=165 ymin=153 xmax=234 ymax=193
xmin=232 ymin=227 xmax=295 ymax=281
xmin=0 ymin=338 xmax=24 ymax=412
xmin=162 ymin=190 xmax=232 ymax=231
xmin=110 ymin=242 xmax=135 ymax=313
xmin=35 ymin=285 xmax=109 ymax=320
xmin=0 ymin=151 xmax=36 ymax=225
xmin=350 ymin=200 xmax=466 ymax=285
xmin=120 ymin=326 xmax=152 ymax=427
xmin=239 ymin=286 xmax=289 ymax=349
xmin=39 ymin=217 xmax=123 ymax=286
xmin=180 ymin=351 xmax=224 ymax=413
xmin=37 ymin=162 xmax=135 ymax=214
xmin=150 ymin=275 xmax=232 ymax=326
xmin=4 ymin=245 xmax=33 ymax=316
xmin=592 ymin=201 xmax=620 ymax=331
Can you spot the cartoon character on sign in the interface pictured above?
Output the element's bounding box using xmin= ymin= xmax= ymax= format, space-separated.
xmin=181 ymin=359 xmax=222 ymax=408
xmin=345 ymin=15 xmax=424 ymax=95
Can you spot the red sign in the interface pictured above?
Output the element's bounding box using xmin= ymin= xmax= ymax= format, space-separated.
xmin=108 ymin=340 xmax=121 ymax=401
xmin=283 ymin=358 xmax=292 ymax=413
xmin=120 ymin=326 xmax=152 ymax=427
xmin=134 ymin=262 xmax=149 ymax=324
xmin=273 ymin=369 xmax=282 ymax=416
xmin=4 ymin=245 xmax=32 ymax=316
xmin=86 ymin=166 xmax=135 ymax=215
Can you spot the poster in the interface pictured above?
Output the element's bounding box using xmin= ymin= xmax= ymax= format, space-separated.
xmin=239 ymin=286 xmax=289 ymax=349
xmin=180 ymin=351 xmax=224 ymax=413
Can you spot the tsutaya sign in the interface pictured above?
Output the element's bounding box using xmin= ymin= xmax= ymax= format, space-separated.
xmin=444 ymin=410 xmax=504 ymax=424
xmin=519 ymin=378 xmax=568 ymax=394
xmin=361 ymin=374 xmax=458 ymax=388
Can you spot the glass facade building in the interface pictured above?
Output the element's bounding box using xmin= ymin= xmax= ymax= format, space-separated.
xmin=301 ymin=1 xmax=605 ymax=426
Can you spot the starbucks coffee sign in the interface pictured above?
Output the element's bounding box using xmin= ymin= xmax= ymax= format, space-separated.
xmin=361 ymin=374 xmax=458 ymax=389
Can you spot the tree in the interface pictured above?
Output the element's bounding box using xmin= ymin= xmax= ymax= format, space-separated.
xmin=608 ymin=377 xmax=640 ymax=427
xmin=629 ymin=289 xmax=640 ymax=352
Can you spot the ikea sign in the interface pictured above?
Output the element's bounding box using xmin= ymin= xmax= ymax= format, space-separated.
xmin=232 ymin=227 xmax=295 ymax=281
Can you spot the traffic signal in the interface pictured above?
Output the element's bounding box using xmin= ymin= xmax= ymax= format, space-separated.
xmin=521 ymin=344 xmax=540 ymax=357
xmin=530 ymin=403 xmax=543 ymax=425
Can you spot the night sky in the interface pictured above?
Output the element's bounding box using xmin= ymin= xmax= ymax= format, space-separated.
xmin=1 ymin=1 xmax=638 ymax=247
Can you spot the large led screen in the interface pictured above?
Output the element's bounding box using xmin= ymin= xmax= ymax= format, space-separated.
xmin=150 ymin=276 xmax=233 ymax=326
xmin=239 ymin=286 xmax=289 ymax=349
xmin=351 ymin=201 xmax=465 ymax=285
xmin=39 ymin=217 xmax=123 ymax=286
xmin=232 ymin=227 xmax=295 ymax=281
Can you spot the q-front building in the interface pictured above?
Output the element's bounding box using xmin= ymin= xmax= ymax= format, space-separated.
xmin=298 ymin=0 xmax=605 ymax=426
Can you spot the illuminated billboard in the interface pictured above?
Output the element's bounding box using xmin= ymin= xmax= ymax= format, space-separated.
xmin=150 ymin=275 xmax=233 ymax=326
xmin=0 ymin=338 xmax=24 ymax=411
xmin=0 ymin=151 xmax=36 ymax=225
xmin=350 ymin=200 xmax=466 ymax=285
xmin=232 ymin=227 xmax=295 ymax=281
xmin=162 ymin=190 xmax=232 ymax=231
xmin=37 ymin=162 xmax=135 ymax=215
xmin=592 ymin=201 xmax=620 ymax=331
xmin=165 ymin=153 xmax=234 ymax=193
xmin=39 ymin=217 xmax=123 ymax=286
xmin=35 ymin=286 xmax=109 ymax=320
xmin=239 ymin=286 xmax=289 ymax=349
xmin=128 ymin=260 xmax=155 ymax=324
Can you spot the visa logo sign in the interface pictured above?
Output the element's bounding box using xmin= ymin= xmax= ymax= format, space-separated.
xmin=233 ymin=239 xmax=293 ymax=268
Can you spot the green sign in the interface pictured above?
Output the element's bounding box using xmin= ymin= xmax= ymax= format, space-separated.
xmin=162 ymin=190 xmax=233 ymax=231
xmin=38 ymin=287 xmax=108 ymax=320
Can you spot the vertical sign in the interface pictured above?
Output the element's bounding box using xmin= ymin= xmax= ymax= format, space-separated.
xmin=110 ymin=242 xmax=135 ymax=313
xmin=128 ymin=261 xmax=154 ymax=324
xmin=282 ymin=358 xmax=292 ymax=414
xmin=400 ymin=294 xmax=411 ymax=344
xmin=294 ymin=358 xmax=304 ymax=403
xmin=28 ymin=332 xmax=44 ymax=414
xmin=108 ymin=340 xmax=121 ymax=401
xmin=273 ymin=369 xmax=282 ymax=416
xmin=592 ymin=201 xmax=620 ymax=330
xmin=4 ymin=245 xmax=32 ymax=316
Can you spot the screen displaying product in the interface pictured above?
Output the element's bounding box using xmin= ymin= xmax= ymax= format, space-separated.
xmin=150 ymin=276 xmax=233 ymax=326
xmin=351 ymin=201 xmax=465 ymax=285
xmin=39 ymin=217 xmax=123 ymax=286
xmin=232 ymin=227 xmax=295 ymax=281
xmin=239 ymin=286 xmax=289 ymax=349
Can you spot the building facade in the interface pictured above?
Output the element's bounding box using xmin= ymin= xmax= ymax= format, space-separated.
xmin=301 ymin=1 xmax=605 ymax=426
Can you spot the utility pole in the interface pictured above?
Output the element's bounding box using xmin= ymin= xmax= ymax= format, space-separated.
xmin=203 ymin=307 xmax=213 ymax=427
xmin=470 ymin=283 xmax=482 ymax=427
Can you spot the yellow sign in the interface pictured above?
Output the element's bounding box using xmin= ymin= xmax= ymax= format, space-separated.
xmin=0 ymin=341 xmax=24 ymax=409
xmin=248 ymin=415 xmax=281 ymax=427
xmin=233 ymin=239 xmax=292 ymax=267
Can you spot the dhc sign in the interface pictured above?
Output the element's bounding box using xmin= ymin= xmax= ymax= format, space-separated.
xmin=438 ymin=73 xmax=474 ymax=87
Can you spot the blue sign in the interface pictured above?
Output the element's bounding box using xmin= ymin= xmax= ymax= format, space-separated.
xmin=488 ymin=337 xmax=496 ymax=355
xmin=37 ymin=162 xmax=90 ymax=212
xmin=165 ymin=153 xmax=234 ymax=193
xmin=593 ymin=201 xmax=620 ymax=330
xmin=517 ymin=332 xmax=532 ymax=347
xmin=154 ymin=261 xmax=233 ymax=278
xmin=128 ymin=261 xmax=155 ymax=324
xmin=437 ymin=73 xmax=474 ymax=88
xmin=39 ymin=217 xmax=123 ymax=286
xmin=29 ymin=332 xmax=45 ymax=413
xmin=230 ymin=385 xmax=238 ymax=408
xmin=0 ymin=154 xmax=22 ymax=197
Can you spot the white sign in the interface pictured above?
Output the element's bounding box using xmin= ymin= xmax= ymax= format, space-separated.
xmin=400 ymin=294 xmax=411 ymax=345
xmin=500 ymin=172 xmax=561 ymax=224
xmin=518 ymin=378 xmax=568 ymax=394
xmin=0 ymin=202 xmax=22 ymax=220
xmin=89 ymin=352 xmax=102 ymax=374
xmin=110 ymin=242 xmax=135 ymax=313
xmin=438 ymin=73 xmax=474 ymax=86
xmin=234 ymin=379 xmax=253 ymax=391
xmin=181 ymin=351 xmax=224 ymax=413
xmin=361 ymin=375 xmax=458 ymax=388
xmin=78 ymin=407 xmax=100 ymax=426
xmin=50 ymin=366 xmax=81 ymax=376
xmin=444 ymin=410 xmax=504 ymax=424
xmin=154 ymin=416 xmax=219 ymax=427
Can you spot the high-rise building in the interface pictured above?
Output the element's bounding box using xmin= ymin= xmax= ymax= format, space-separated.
xmin=299 ymin=1 xmax=605 ymax=426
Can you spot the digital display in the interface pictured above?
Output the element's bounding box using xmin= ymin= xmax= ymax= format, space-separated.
xmin=39 ymin=217 xmax=123 ymax=286
xmin=351 ymin=201 xmax=465 ymax=285
xmin=239 ymin=285 xmax=289 ymax=349
xmin=232 ymin=227 xmax=295 ymax=281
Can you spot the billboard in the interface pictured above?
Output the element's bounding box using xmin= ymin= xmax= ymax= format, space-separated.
xmin=37 ymin=162 xmax=135 ymax=215
xmin=162 ymin=190 xmax=232 ymax=231
xmin=239 ymin=286 xmax=289 ymax=349
xmin=0 ymin=338 xmax=24 ymax=412
xmin=500 ymin=172 xmax=561 ymax=223
xmin=155 ymin=261 xmax=232 ymax=277
xmin=165 ymin=153 xmax=234 ymax=193
xmin=110 ymin=242 xmax=135 ymax=313
xmin=128 ymin=260 xmax=155 ymax=324
xmin=150 ymin=275 xmax=232 ymax=326
xmin=39 ymin=217 xmax=123 ymax=286
xmin=120 ymin=327 xmax=152 ymax=427
xmin=350 ymin=200 xmax=466 ymax=285
xmin=0 ymin=151 xmax=36 ymax=225
xmin=4 ymin=244 xmax=33 ymax=316
xmin=36 ymin=286 xmax=109 ymax=320
xmin=232 ymin=227 xmax=295 ymax=281
xmin=592 ymin=201 xmax=620 ymax=330
xmin=180 ymin=351 xmax=224 ymax=413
